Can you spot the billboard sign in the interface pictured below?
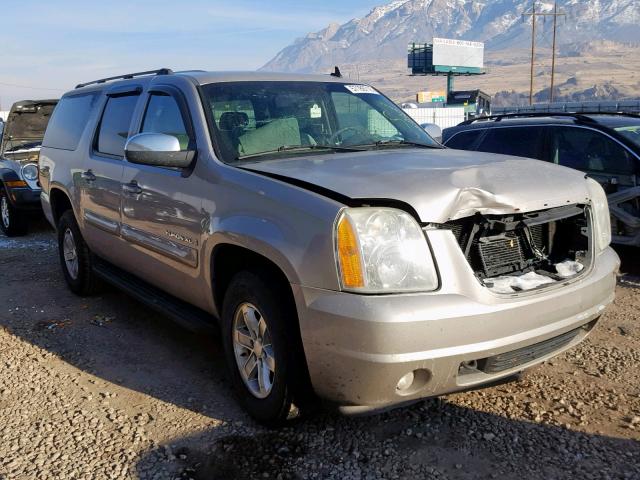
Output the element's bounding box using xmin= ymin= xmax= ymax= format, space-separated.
xmin=432 ymin=38 xmax=484 ymax=69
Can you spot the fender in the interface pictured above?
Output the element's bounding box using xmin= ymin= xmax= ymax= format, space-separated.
xmin=203 ymin=215 xmax=302 ymax=287
xmin=47 ymin=182 xmax=79 ymax=225
xmin=0 ymin=167 xmax=22 ymax=185
xmin=0 ymin=168 xmax=27 ymax=206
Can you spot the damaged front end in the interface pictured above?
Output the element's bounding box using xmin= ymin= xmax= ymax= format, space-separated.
xmin=442 ymin=204 xmax=592 ymax=294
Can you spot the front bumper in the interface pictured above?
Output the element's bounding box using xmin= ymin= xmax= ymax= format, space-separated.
xmin=6 ymin=186 xmax=42 ymax=210
xmin=293 ymin=245 xmax=619 ymax=411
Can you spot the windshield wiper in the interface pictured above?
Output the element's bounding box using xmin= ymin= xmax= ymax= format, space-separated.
xmin=236 ymin=144 xmax=365 ymax=161
xmin=371 ymin=140 xmax=443 ymax=149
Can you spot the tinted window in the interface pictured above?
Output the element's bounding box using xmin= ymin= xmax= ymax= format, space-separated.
xmin=614 ymin=124 xmax=640 ymax=149
xmin=476 ymin=126 xmax=545 ymax=160
xmin=42 ymin=93 xmax=98 ymax=151
xmin=96 ymin=95 xmax=139 ymax=157
xmin=141 ymin=94 xmax=190 ymax=150
xmin=445 ymin=129 xmax=484 ymax=150
xmin=550 ymin=127 xmax=635 ymax=174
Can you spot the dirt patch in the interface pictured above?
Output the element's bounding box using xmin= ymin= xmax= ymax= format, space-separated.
xmin=0 ymin=221 xmax=638 ymax=480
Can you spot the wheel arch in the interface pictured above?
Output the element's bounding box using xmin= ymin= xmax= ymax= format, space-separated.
xmin=209 ymin=242 xmax=296 ymax=317
xmin=49 ymin=186 xmax=74 ymax=226
xmin=0 ymin=168 xmax=22 ymax=203
xmin=210 ymin=241 xmax=316 ymax=407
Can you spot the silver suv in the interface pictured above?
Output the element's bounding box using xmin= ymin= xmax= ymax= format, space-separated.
xmin=40 ymin=69 xmax=619 ymax=424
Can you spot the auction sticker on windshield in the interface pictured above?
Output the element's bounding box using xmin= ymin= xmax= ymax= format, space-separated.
xmin=310 ymin=104 xmax=322 ymax=118
xmin=344 ymin=85 xmax=380 ymax=95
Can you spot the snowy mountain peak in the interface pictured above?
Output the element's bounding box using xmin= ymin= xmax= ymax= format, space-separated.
xmin=261 ymin=0 xmax=640 ymax=73
xmin=370 ymin=0 xmax=411 ymax=21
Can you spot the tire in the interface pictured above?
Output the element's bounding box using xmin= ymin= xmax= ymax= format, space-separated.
xmin=57 ymin=210 xmax=100 ymax=296
xmin=221 ymin=271 xmax=305 ymax=426
xmin=0 ymin=187 xmax=28 ymax=237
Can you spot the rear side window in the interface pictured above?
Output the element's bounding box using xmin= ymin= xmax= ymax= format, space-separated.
xmin=96 ymin=94 xmax=139 ymax=157
xmin=445 ymin=129 xmax=484 ymax=150
xmin=42 ymin=93 xmax=98 ymax=151
xmin=141 ymin=94 xmax=190 ymax=150
xmin=476 ymin=126 xmax=545 ymax=160
xmin=550 ymin=126 xmax=635 ymax=174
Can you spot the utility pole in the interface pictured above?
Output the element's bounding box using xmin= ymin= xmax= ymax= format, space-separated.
xmin=522 ymin=1 xmax=565 ymax=105
xmin=525 ymin=1 xmax=536 ymax=105
xmin=549 ymin=2 xmax=565 ymax=102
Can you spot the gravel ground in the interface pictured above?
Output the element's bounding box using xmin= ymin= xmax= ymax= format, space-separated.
xmin=0 ymin=220 xmax=639 ymax=480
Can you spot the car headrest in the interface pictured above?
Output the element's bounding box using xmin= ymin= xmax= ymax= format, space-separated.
xmin=219 ymin=112 xmax=249 ymax=131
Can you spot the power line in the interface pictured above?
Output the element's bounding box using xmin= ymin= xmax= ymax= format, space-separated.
xmin=522 ymin=1 xmax=566 ymax=104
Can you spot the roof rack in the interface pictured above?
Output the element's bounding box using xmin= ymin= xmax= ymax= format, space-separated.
xmin=460 ymin=111 xmax=640 ymax=126
xmin=75 ymin=68 xmax=173 ymax=89
xmin=460 ymin=112 xmax=594 ymax=126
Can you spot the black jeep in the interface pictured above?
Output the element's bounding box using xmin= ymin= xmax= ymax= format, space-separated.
xmin=0 ymin=99 xmax=58 ymax=236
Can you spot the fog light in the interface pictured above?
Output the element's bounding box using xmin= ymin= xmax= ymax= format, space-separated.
xmin=395 ymin=369 xmax=431 ymax=396
xmin=396 ymin=371 xmax=415 ymax=392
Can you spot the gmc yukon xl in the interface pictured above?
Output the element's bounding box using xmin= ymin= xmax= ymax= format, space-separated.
xmin=39 ymin=69 xmax=619 ymax=424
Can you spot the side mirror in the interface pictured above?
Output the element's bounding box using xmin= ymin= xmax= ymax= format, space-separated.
xmin=420 ymin=123 xmax=442 ymax=143
xmin=124 ymin=133 xmax=194 ymax=168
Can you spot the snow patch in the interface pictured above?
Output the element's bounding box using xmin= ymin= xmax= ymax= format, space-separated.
xmin=484 ymin=271 xmax=555 ymax=294
xmin=0 ymin=235 xmax=55 ymax=250
xmin=369 ymin=0 xmax=410 ymax=23
xmin=555 ymin=260 xmax=584 ymax=278
xmin=484 ymin=260 xmax=584 ymax=294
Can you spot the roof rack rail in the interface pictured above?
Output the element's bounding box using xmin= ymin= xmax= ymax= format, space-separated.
xmin=459 ymin=112 xmax=596 ymax=126
xmin=75 ymin=68 xmax=173 ymax=89
xmin=460 ymin=111 xmax=640 ymax=126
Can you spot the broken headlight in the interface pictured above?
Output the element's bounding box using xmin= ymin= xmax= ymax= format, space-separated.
xmin=335 ymin=207 xmax=438 ymax=293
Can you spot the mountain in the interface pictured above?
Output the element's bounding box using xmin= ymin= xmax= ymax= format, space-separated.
xmin=262 ymin=0 xmax=640 ymax=73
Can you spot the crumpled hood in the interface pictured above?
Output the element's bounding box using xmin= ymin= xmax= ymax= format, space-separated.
xmin=243 ymin=148 xmax=591 ymax=223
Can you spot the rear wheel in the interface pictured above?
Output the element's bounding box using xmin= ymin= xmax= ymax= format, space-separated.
xmin=0 ymin=188 xmax=28 ymax=237
xmin=222 ymin=271 xmax=305 ymax=425
xmin=57 ymin=210 xmax=100 ymax=296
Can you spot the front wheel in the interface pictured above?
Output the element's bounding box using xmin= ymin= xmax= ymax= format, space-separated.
xmin=0 ymin=188 xmax=28 ymax=237
xmin=222 ymin=271 xmax=301 ymax=425
xmin=57 ymin=210 xmax=100 ymax=296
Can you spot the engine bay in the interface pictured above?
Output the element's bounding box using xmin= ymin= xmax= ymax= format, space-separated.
xmin=444 ymin=204 xmax=591 ymax=293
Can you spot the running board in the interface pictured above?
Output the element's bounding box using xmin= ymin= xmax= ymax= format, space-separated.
xmin=93 ymin=258 xmax=217 ymax=334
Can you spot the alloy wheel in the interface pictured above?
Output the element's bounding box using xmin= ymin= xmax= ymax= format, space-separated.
xmin=62 ymin=228 xmax=79 ymax=280
xmin=1 ymin=195 xmax=10 ymax=228
xmin=232 ymin=302 xmax=276 ymax=399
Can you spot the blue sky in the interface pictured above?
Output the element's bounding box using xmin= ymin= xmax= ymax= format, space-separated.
xmin=0 ymin=0 xmax=380 ymax=108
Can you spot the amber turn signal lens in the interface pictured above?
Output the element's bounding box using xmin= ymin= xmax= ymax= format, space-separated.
xmin=336 ymin=215 xmax=364 ymax=288
xmin=5 ymin=180 xmax=28 ymax=188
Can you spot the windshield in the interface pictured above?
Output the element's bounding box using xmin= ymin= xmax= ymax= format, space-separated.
xmin=202 ymin=81 xmax=439 ymax=163
xmin=614 ymin=124 xmax=640 ymax=148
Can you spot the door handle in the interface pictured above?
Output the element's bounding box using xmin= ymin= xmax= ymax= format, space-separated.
xmin=81 ymin=170 xmax=96 ymax=182
xmin=122 ymin=181 xmax=143 ymax=195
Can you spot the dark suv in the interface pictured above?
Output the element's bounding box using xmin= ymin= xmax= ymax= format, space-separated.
xmin=0 ymin=99 xmax=58 ymax=236
xmin=443 ymin=113 xmax=640 ymax=246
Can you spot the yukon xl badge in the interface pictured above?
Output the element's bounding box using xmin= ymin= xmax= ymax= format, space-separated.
xmin=165 ymin=230 xmax=195 ymax=245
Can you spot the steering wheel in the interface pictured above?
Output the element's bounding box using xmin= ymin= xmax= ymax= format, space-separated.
xmin=329 ymin=126 xmax=369 ymax=145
